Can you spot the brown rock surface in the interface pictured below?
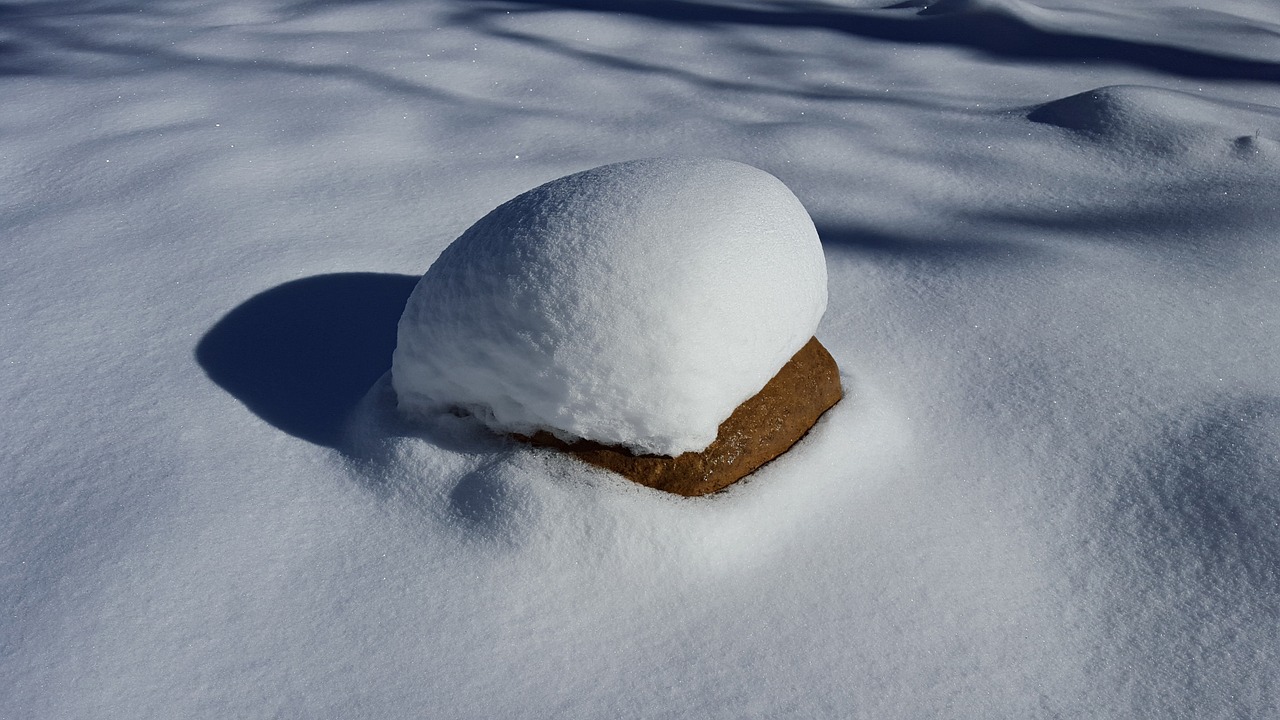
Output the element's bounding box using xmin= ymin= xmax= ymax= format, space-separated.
xmin=521 ymin=337 xmax=842 ymax=496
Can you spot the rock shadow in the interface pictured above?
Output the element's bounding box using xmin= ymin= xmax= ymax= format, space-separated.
xmin=196 ymin=272 xmax=419 ymax=448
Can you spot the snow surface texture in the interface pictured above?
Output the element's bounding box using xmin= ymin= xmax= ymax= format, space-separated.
xmin=392 ymin=158 xmax=828 ymax=455
xmin=5 ymin=0 xmax=1280 ymax=717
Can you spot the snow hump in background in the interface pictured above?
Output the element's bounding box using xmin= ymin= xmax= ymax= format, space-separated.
xmin=1028 ymin=85 xmax=1280 ymax=156
xmin=391 ymin=158 xmax=828 ymax=456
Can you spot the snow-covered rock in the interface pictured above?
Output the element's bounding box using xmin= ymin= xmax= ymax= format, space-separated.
xmin=392 ymin=158 xmax=828 ymax=456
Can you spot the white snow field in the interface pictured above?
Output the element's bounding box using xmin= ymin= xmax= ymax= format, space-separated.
xmin=3 ymin=0 xmax=1279 ymax=717
xmin=392 ymin=157 xmax=828 ymax=455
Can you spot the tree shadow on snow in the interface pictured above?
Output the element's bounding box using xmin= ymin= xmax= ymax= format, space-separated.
xmin=817 ymin=222 xmax=1038 ymax=264
xmin=196 ymin=272 xmax=419 ymax=448
xmin=450 ymin=0 xmax=1280 ymax=84
xmin=0 ymin=0 xmax=496 ymax=107
xmin=6 ymin=0 xmax=1279 ymax=88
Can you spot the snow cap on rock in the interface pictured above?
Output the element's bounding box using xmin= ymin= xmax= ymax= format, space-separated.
xmin=392 ymin=158 xmax=828 ymax=456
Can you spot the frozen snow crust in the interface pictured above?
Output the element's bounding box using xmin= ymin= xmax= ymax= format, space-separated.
xmin=392 ymin=158 xmax=828 ymax=456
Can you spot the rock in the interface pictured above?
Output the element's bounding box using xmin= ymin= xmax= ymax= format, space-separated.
xmin=521 ymin=337 xmax=842 ymax=496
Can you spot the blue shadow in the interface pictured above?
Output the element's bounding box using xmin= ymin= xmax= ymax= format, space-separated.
xmin=196 ymin=272 xmax=420 ymax=448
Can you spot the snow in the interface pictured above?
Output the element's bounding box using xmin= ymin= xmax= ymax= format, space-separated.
xmin=392 ymin=157 xmax=828 ymax=455
xmin=1028 ymin=84 xmax=1280 ymax=157
xmin=3 ymin=0 xmax=1280 ymax=717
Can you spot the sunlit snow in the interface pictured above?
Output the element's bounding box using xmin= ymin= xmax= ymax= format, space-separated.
xmin=3 ymin=0 xmax=1279 ymax=717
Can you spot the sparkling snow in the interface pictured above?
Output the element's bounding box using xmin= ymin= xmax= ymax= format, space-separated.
xmin=3 ymin=0 xmax=1280 ymax=717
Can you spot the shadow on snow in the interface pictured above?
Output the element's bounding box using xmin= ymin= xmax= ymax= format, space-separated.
xmin=817 ymin=222 xmax=1038 ymax=264
xmin=450 ymin=0 xmax=1280 ymax=84
xmin=2 ymin=0 xmax=1278 ymax=85
xmin=195 ymin=272 xmax=419 ymax=448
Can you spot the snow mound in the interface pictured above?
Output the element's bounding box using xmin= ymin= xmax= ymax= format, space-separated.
xmin=1028 ymin=85 xmax=1280 ymax=156
xmin=346 ymin=368 xmax=902 ymax=562
xmin=392 ymin=158 xmax=828 ymax=456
